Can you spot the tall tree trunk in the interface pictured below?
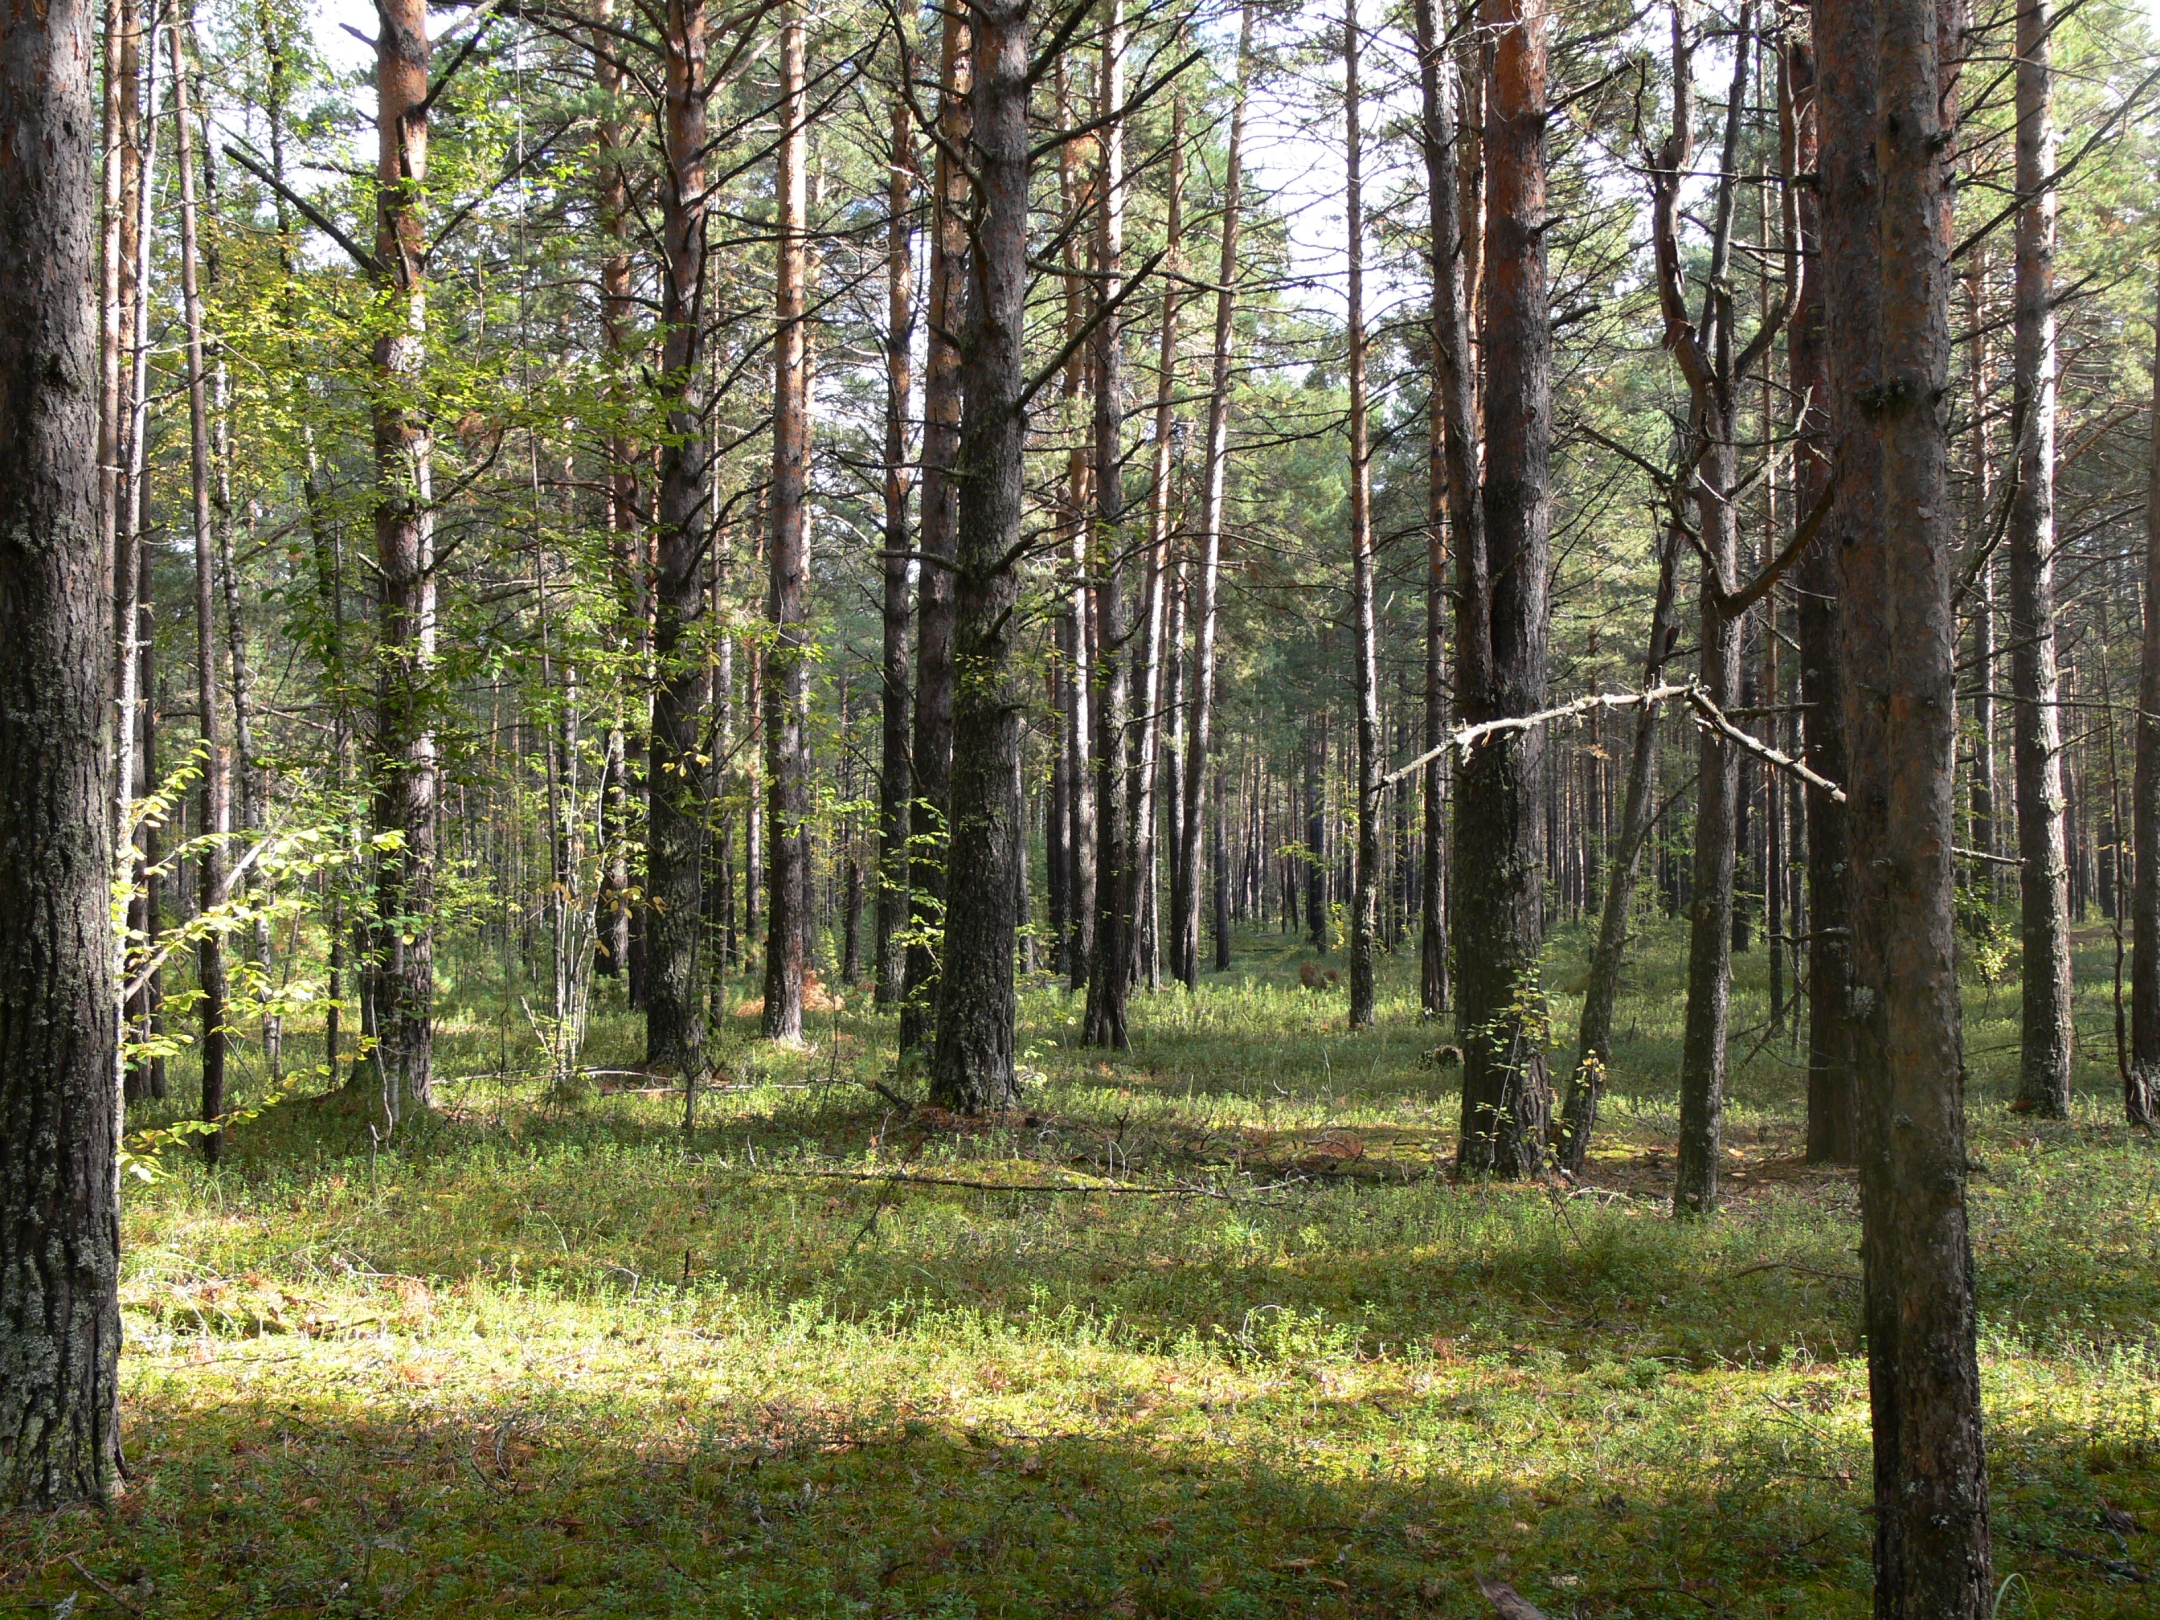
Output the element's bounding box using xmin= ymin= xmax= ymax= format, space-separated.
xmin=1820 ymin=0 xmax=1994 ymax=1600
xmin=1413 ymin=0 xmax=1471 ymax=1022
xmin=1305 ymin=708 xmax=1328 ymax=950
xmin=1454 ymin=0 xmax=1552 ymax=1177
xmin=900 ymin=10 xmax=970 ymax=1059
xmin=2009 ymin=0 xmax=2072 ymax=1117
xmin=172 ymin=28 xmax=230 ymax=1159
xmin=1965 ymin=242 xmax=1994 ymax=881
xmin=1177 ymin=5 xmax=1248 ymax=991
xmin=368 ymin=0 xmax=436 ymax=1114
xmin=645 ymin=0 xmax=710 ymax=1069
xmin=763 ymin=0 xmax=810 ymax=1044
xmin=1792 ymin=27 xmax=1856 ymax=1163
xmin=2130 ymin=271 xmax=2160 ymax=1127
xmin=1344 ymin=0 xmax=1380 ymax=1032
xmin=0 ymin=0 xmax=124 ymax=1505
xmin=929 ymin=0 xmax=1031 ymax=1111
xmin=876 ymin=88 xmax=915 ymax=1007
xmin=1084 ymin=3 xmax=1132 ymax=1049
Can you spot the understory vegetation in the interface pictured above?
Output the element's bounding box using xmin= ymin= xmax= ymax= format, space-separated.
xmin=9 ymin=925 xmax=2154 ymax=1619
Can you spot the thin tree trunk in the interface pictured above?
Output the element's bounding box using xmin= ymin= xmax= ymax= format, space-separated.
xmin=1084 ymin=3 xmax=1132 ymax=1049
xmin=367 ymin=0 xmax=437 ymax=1114
xmin=1060 ymin=55 xmax=1095 ymax=992
xmin=763 ymin=0 xmax=810 ymax=1044
xmin=929 ymin=0 xmax=1031 ymax=1110
xmin=0 ymin=0 xmax=124 ymax=1505
xmin=1176 ymin=4 xmax=1248 ymax=991
xmin=645 ymin=0 xmax=710 ymax=1069
xmin=2009 ymin=0 xmax=2072 ymax=1116
xmin=1820 ymin=0 xmax=1994 ymax=1598
xmin=1454 ymin=0 xmax=1552 ymax=1177
xmin=172 ymin=28 xmax=230 ymax=1159
xmin=875 ymin=87 xmax=915 ymax=1007
xmin=1344 ymin=0 xmax=1380 ymax=1032
xmin=900 ymin=10 xmax=970 ymax=1059
xmin=2130 ymin=270 xmax=2160 ymax=1126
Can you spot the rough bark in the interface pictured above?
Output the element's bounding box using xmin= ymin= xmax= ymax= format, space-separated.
xmin=367 ymin=0 xmax=436 ymax=1115
xmin=1793 ymin=26 xmax=1856 ymax=1163
xmin=900 ymin=10 xmax=969 ymax=1058
xmin=1819 ymin=0 xmax=1995 ymax=1603
xmin=0 ymin=0 xmax=125 ymax=1505
xmin=875 ymin=88 xmax=915 ymax=1008
xmin=928 ymin=0 xmax=1031 ymax=1112
xmin=763 ymin=0 xmax=810 ymax=1045
xmin=1176 ymin=5 xmax=1249 ymax=991
xmin=1454 ymin=0 xmax=1552 ymax=1178
xmin=645 ymin=0 xmax=710 ymax=1069
xmin=2008 ymin=0 xmax=2073 ymax=1117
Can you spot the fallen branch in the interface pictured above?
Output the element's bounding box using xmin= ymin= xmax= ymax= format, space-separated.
xmin=1681 ymin=687 xmax=1846 ymax=803
xmin=1476 ymin=1574 xmax=1554 ymax=1620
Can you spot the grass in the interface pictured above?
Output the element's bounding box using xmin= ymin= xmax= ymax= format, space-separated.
xmin=4 ymin=914 xmax=2156 ymax=1618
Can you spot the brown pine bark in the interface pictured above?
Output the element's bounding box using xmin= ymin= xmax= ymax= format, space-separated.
xmin=900 ymin=10 xmax=970 ymax=1059
xmin=368 ymin=0 xmax=437 ymax=1114
xmin=2009 ymin=0 xmax=2072 ymax=1117
xmin=2131 ymin=272 xmax=2160 ymax=1126
xmin=1175 ymin=6 xmax=1248 ymax=992
xmin=172 ymin=29 xmax=231 ymax=1158
xmin=1344 ymin=0 xmax=1379 ymax=1032
xmin=763 ymin=0 xmax=810 ymax=1045
xmin=645 ymin=0 xmax=710 ymax=1069
xmin=928 ymin=0 xmax=1032 ymax=1111
xmin=1819 ymin=0 xmax=1994 ymax=1602
xmin=1454 ymin=0 xmax=1551 ymax=1177
xmin=876 ymin=88 xmax=915 ymax=1008
xmin=0 ymin=0 xmax=124 ymax=1506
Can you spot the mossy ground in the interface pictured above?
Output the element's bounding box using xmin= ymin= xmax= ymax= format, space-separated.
xmin=5 ymin=916 xmax=2155 ymax=1618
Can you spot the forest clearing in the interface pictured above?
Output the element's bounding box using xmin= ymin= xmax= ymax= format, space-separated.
xmin=4 ymin=928 xmax=2155 ymax=1617
xmin=6 ymin=0 xmax=2160 ymax=1611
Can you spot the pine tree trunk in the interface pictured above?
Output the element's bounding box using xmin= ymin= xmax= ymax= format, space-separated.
xmin=1176 ymin=6 xmax=1248 ymax=991
xmin=876 ymin=89 xmax=915 ymax=1008
xmin=900 ymin=11 xmax=970 ymax=1059
xmin=762 ymin=0 xmax=810 ymax=1045
xmin=2009 ymin=0 xmax=2073 ymax=1117
xmin=2130 ymin=272 xmax=2160 ymax=1126
xmin=1454 ymin=0 xmax=1552 ymax=1177
xmin=1344 ymin=3 xmax=1380 ymax=1030
xmin=1820 ymin=0 xmax=1994 ymax=1599
xmin=0 ymin=0 xmax=124 ymax=1504
xmin=368 ymin=0 xmax=437 ymax=1113
xmin=928 ymin=0 xmax=1032 ymax=1111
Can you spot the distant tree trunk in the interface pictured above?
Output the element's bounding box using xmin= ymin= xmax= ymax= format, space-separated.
xmin=2009 ymin=0 xmax=2072 ymax=1117
xmin=1344 ymin=0 xmax=1380 ymax=1032
xmin=1060 ymin=59 xmax=1095 ymax=992
xmin=645 ymin=0 xmax=709 ymax=1070
xmin=1305 ymin=709 xmax=1329 ymax=950
xmin=1454 ymin=0 xmax=1552 ymax=1178
xmin=1084 ymin=2 xmax=1133 ymax=1049
xmin=1820 ymin=0 xmax=1994 ymax=1600
xmin=368 ymin=0 xmax=437 ymax=1114
xmin=876 ymin=88 xmax=915 ymax=1008
xmin=2131 ymin=272 xmax=2160 ymax=1127
xmin=929 ymin=0 xmax=1031 ymax=1111
xmin=0 ymin=0 xmax=124 ymax=1505
xmin=901 ymin=10 xmax=969 ymax=1059
xmin=1177 ymin=4 xmax=1249 ymax=991
xmin=1792 ymin=28 xmax=1856 ymax=1163
xmin=763 ymin=0 xmax=810 ymax=1044
xmin=1965 ymin=243 xmax=1994 ymax=880
xmin=172 ymin=33 xmax=230 ymax=1158
xmin=1213 ymin=764 xmax=1232 ymax=968
xmin=1560 ymin=522 xmax=1682 ymax=1175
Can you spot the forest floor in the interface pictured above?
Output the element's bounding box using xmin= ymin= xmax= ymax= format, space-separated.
xmin=5 ymin=919 xmax=2156 ymax=1619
